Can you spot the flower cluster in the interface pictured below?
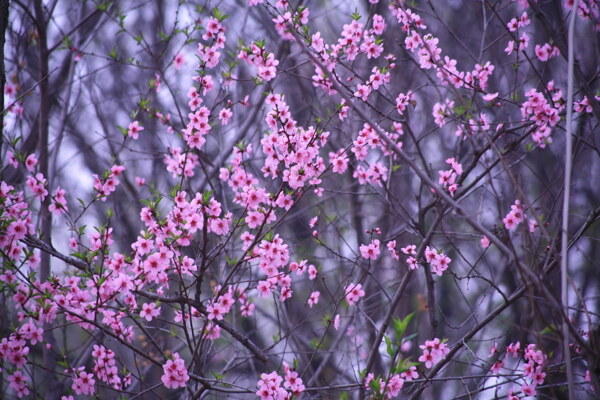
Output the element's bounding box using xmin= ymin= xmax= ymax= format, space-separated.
xmin=161 ymin=352 xmax=190 ymax=389
xmin=71 ymin=367 xmax=96 ymax=396
xmin=1 ymin=185 xmax=33 ymax=263
xmin=365 ymin=372 xmax=406 ymax=399
xmin=437 ymin=157 xmax=463 ymax=196
xmin=254 ymin=234 xmax=293 ymax=300
xmin=424 ymin=246 xmax=452 ymax=276
xmin=503 ymin=200 xmax=526 ymax=230
xmin=490 ymin=342 xmax=548 ymax=399
xmin=0 ymin=335 xmax=30 ymax=369
xmin=418 ymin=338 xmax=450 ymax=368
xmin=25 ymin=172 xmax=48 ymax=201
xmin=272 ymin=7 xmax=309 ymax=40
xmin=164 ymin=146 xmax=200 ymax=178
xmin=256 ymin=366 xmax=305 ymax=400
xmin=574 ymin=96 xmax=594 ymax=114
xmin=238 ymin=42 xmax=279 ymax=82
xmin=534 ymin=42 xmax=560 ymax=62
xmin=48 ymin=187 xmax=68 ymax=215
xmin=7 ymin=371 xmax=29 ymax=398
xmin=520 ymin=86 xmax=561 ymax=148
xmin=360 ymin=239 xmax=381 ymax=260
xmin=197 ymin=17 xmax=226 ymax=68
xmin=91 ymin=344 xmax=125 ymax=390
xmin=92 ymin=165 xmax=125 ymax=201
xmin=432 ymin=99 xmax=454 ymax=128
xmin=260 ymin=93 xmax=328 ymax=190
xmin=206 ymin=287 xmax=235 ymax=321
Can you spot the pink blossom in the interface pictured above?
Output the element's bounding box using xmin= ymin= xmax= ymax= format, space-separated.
xmin=219 ymin=108 xmax=233 ymax=125
xmin=173 ymin=52 xmax=185 ymax=70
xmin=127 ymin=121 xmax=144 ymax=139
xmin=256 ymin=371 xmax=287 ymax=399
xmin=400 ymin=365 xmax=418 ymax=381
xmin=161 ymin=352 xmax=189 ymax=389
xmin=140 ymin=302 xmax=161 ymax=321
xmin=480 ymin=235 xmax=490 ymax=248
xmin=307 ymin=291 xmax=320 ymax=308
xmin=25 ymin=154 xmax=38 ymax=172
xmin=360 ymin=239 xmax=381 ymax=260
xmin=345 ymin=283 xmax=366 ymax=305
xmin=503 ymin=200 xmax=526 ymax=230
xmin=72 ymin=369 xmax=95 ymax=395
xmin=8 ymin=371 xmax=29 ymax=398
xmin=491 ymin=359 xmax=504 ymax=374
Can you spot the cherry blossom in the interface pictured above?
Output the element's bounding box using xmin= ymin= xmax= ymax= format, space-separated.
xmin=161 ymin=353 xmax=190 ymax=389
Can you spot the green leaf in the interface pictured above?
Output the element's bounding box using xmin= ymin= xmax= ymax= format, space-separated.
xmin=10 ymin=136 xmax=22 ymax=147
xmin=225 ymin=256 xmax=237 ymax=266
xmin=212 ymin=7 xmax=228 ymax=22
xmin=252 ymin=76 xmax=264 ymax=86
xmin=235 ymin=139 xmax=246 ymax=150
xmin=169 ymin=184 xmax=182 ymax=198
xmin=396 ymin=358 xmax=418 ymax=373
xmin=384 ymin=335 xmax=394 ymax=357
xmin=96 ymin=1 xmax=112 ymax=11
xmin=62 ymin=35 xmax=72 ymax=49
xmin=70 ymin=252 xmax=88 ymax=261
xmin=140 ymin=198 xmax=153 ymax=207
xmin=369 ymin=378 xmax=381 ymax=394
xmin=540 ymin=325 xmax=557 ymax=335
xmin=264 ymin=231 xmax=274 ymax=242
xmin=351 ymin=9 xmax=361 ymax=20
xmin=525 ymin=142 xmax=534 ymax=152
xmin=392 ymin=313 xmax=414 ymax=342
xmin=202 ymin=190 xmax=214 ymax=204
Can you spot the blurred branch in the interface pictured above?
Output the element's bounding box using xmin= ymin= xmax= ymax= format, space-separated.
xmin=0 ymin=0 xmax=8 ymax=155
xmin=562 ymin=2 xmax=578 ymax=398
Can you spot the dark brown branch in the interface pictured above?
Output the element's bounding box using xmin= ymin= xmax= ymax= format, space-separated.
xmin=21 ymin=235 xmax=88 ymax=271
